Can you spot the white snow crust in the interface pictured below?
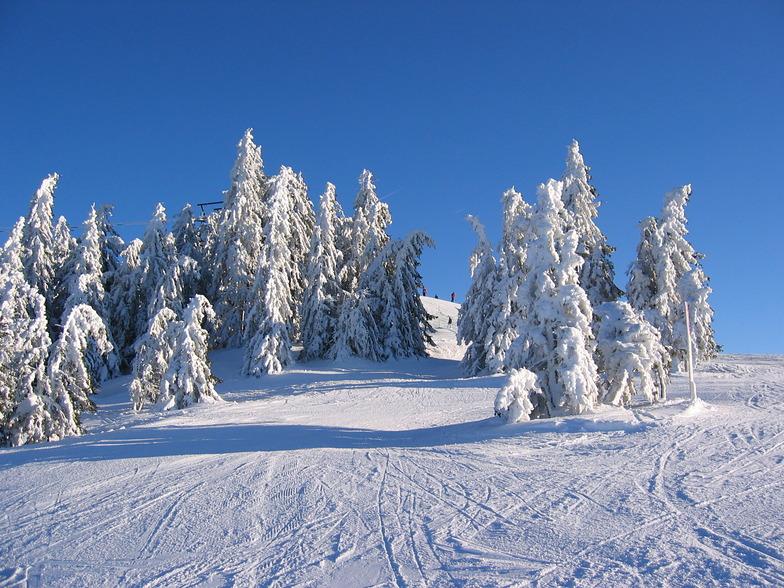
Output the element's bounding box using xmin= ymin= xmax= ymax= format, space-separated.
xmin=1 ymin=298 xmax=783 ymax=587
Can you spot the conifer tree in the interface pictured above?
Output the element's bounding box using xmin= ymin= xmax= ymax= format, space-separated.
xmin=130 ymin=307 xmax=178 ymax=410
xmin=159 ymin=295 xmax=222 ymax=410
xmin=341 ymin=170 xmax=391 ymax=292
xmin=627 ymin=185 xmax=717 ymax=369
xmin=22 ymin=174 xmax=58 ymax=305
xmin=508 ymin=180 xmax=599 ymax=416
xmin=0 ymin=219 xmax=63 ymax=446
xmin=211 ymin=129 xmax=267 ymax=348
xmin=457 ymin=215 xmax=499 ymax=376
xmin=107 ymin=238 xmax=143 ymax=371
xmin=244 ymin=168 xmax=300 ymax=375
xmin=47 ymin=304 xmax=114 ymax=417
xmin=594 ymin=301 xmax=670 ymax=405
xmin=489 ymin=188 xmax=532 ymax=373
xmin=560 ymin=140 xmax=621 ymax=305
xmin=300 ymin=183 xmax=345 ymax=361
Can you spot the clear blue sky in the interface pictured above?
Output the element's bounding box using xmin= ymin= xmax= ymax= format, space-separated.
xmin=1 ymin=1 xmax=782 ymax=354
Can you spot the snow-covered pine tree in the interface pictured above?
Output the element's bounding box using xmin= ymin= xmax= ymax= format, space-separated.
xmin=560 ymin=140 xmax=622 ymax=305
xmin=57 ymin=206 xmax=120 ymax=381
xmin=593 ymin=301 xmax=670 ymax=406
xmin=244 ymin=168 xmax=301 ymax=376
xmin=171 ymin=203 xmax=203 ymax=264
xmin=330 ymin=290 xmax=384 ymax=361
xmin=0 ymin=218 xmax=70 ymax=446
xmin=21 ymin=174 xmax=58 ymax=306
xmin=47 ymin=304 xmax=114 ymax=418
xmin=341 ymin=170 xmax=391 ymax=293
xmin=94 ymin=204 xmax=126 ymax=284
xmin=457 ymin=215 xmax=499 ymax=376
xmin=627 ymin=185 xmax=717 ymax=369
xmin=211 ymin=129 xmax=267 ymax=348
xmin=300 ymin=183 xmax=345 ymax=361
xmin=158 ymin=295 xmax=222 ymax=410
xmin=107 ymin=238 xmax=143 ymax=372
xmin=374 ymin=230 xmax=435 ymax=359
xmin=488 ymin=188 xmax=532 ymax=373
xmin=49 ymin=215 xmax=77 ymax=331
xmin=626 ymin=216 xmax=658 ymax=312
xmin=130 ymin=307 xmax=178 ymax=410
xmin=508 ymin=180 xmax=599 ymax=416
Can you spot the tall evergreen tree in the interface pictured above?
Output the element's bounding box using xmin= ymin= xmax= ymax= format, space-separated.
xmin=489 ymin=188 xmax=532 ymax=373
xmin=300 ymin=183 xmax=345 ymax=361
xmin=457 ymin=215 xmax=499 ymax=376
xmin=342 ymin=170 xmax=391 ymax=292
xmin=244 ymin=168 xmax=301 ymax=375
xmin=107 ymin=238 xmax=143 ymax=371
xmin=627 ymin=185 xmax=717 ymax=369
xmin=159 ymin=295 xmax=222 ymax=410
xmin=211 ymin=129 xmax=267 ymax=348
xmin=130 ymin=307 xmax=178 ymax=410
xmin=508 ymin=180 xmax=599 ymax=416
xmin=22 ymin=174 xmax=58 ymax=304
xmin=560 ymin=140 xmax=622 ymax=305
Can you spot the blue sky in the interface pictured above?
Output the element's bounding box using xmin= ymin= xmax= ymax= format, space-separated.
xmin=1 ymin=1 xmax=782 ymax=353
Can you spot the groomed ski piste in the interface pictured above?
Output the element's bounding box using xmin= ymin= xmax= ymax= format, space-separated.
xmin=1 ymin=297 xmax=782 ymax=587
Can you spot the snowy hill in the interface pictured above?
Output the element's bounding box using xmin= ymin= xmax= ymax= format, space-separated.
xmin=1 ymin=308 xmax=783 ymax=586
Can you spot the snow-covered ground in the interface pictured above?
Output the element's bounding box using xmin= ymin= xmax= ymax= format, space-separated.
xmin=2 ymin=298 xmax=783 ymax=587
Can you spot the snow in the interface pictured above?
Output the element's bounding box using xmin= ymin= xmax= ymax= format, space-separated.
xmin=1 ymin=299 xmax=783 ymax=586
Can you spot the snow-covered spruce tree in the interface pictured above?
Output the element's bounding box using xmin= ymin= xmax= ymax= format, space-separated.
xmin=494 ymin=368 xmax=545 ymax=423
xmin=107 ymin=238 xmax=143 ymax=372
xmin=47 ymin=304 xmax=114 ymax=420
xmin=560 ymin=140 xmax=622 ymax=305
xmin=626 ymin=216 xmax=658 ymax=312
xmin=507 ymin=180 xmax=599 ymax=417
xmin=593 ymin=301 xmax=670 ymax=406
xmin=341 ymin=170 xmax=391 ymax=293
xmin=158 ymin=295 xmax=222 ymax=410
xmin=244 ymin=168 xmax=302 ymax=376
xmin=0 ymin=218 xmax=71 ymax=446
xmin=171 ymin=203 xmax=203 ymax=264
xmin=48 ymin=215 xmax=77 ymax=332
xmin=457 ymin=215 xmax=500 ymax=376
xmin=21 ymin=174 xmax=58 ymax=307
xmin=627 ymin=185 xmax=717 ymax=369
xmin=130 ymin=307 xmax=178 ymax=410
xmin=330 ymin=290 xmax=384 ymax=361
xmin=94 ymin=204 xmax=126 ymax=283
xmin=488 ymin=188 xmax=532 ymax=374
xmin=211 ymin=128 xmax=267 ymax=348
xmin=300 ymin=183 xmax=345 ymax=361
xmin=376 ymin=230 xmax=435 ymax=359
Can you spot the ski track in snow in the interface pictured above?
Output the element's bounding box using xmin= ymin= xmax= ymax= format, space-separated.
xmin=1 ymin=301 xmax=783 ymax=587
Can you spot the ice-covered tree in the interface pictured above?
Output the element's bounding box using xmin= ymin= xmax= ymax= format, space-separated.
xmin=300 ymin=183 xmax=345 ymax=361
xmin=627 ymin=185 xmax=717 ymax=369
xmin=494 ymin=368 xmax=546 ymax=423
xmin=457 ymin=215 xmax=500 ymax=376
xmin=593 ymin=301 xmax=670 ymax=406
xmin=507 ymin=180 xmax=599 ymax=416
xmin=130 ymin=307 xmax=178 ymax=410
xmin=244 ymin=168 xmax=301 ymax=376
xmin=22 ymin=174 xmax=58 ymax=304
xmin=211 ymin=128 xmax=267 ymax=348
xmin=47 ymin=304 xmax=114 ymax=418
xmin=341 ymin=170 xmax=391 ymax=292
xmin=560 ymin=140 xmax=621 ymax=305
xmin=157 ymin=295 xmax=221 ymax=410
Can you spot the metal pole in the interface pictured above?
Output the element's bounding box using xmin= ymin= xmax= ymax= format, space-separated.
xmin=684 ymin=300 xmax=697 ymax=404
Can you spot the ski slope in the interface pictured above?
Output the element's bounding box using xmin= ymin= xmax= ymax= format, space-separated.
xmin=1 ymin=298 xmax=783 ymax=587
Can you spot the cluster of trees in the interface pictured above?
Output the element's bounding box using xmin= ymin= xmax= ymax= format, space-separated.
xmin=0 ymin=129 xmax=433 ymax=446
xmin=457 ymin=141 xmax=716 ymax=422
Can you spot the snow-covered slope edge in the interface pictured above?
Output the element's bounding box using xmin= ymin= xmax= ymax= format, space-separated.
xmin=1 ymin=309 xmax=783 ymax=587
